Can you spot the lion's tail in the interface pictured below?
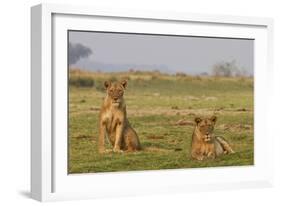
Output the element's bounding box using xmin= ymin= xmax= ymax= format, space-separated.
xmin=216 ymin=136 xmax=235 ymax=154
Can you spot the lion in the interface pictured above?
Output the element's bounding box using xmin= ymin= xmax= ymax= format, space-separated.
xmin=98 ymin=79 xmax=141 ymax=153
xmin=190 ymin=116 xmax=234 ymax=160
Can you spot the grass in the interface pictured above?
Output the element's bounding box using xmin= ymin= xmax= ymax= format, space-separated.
xmin=68 ymin=69 xmax=254 ymax=174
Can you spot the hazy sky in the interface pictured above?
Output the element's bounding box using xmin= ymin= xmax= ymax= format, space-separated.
xmin=69 ymin=31 xmax=254 ymax=75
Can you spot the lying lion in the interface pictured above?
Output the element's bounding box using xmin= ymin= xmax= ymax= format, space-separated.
xmin=98 ymin=80 xmax=141 ymax=153
xmin=191 ymin=116 xmax=234 ymax=160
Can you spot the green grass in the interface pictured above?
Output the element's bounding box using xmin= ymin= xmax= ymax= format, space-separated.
xmin=68 ymin=71 xmax=254 ymax=174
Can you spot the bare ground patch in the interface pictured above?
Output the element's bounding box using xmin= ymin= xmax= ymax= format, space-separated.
xmin=172 ymin=119 xmax=194 ymax=126
xmin=73 ymin=134 xmax=95 ymax=139
xmin=146 ymin=135 xmax=165 ymax=140
xmin=143 ymin=147 xmax=174 ymax=153
xmin=217 ymin=124 xmax=252 ymax=132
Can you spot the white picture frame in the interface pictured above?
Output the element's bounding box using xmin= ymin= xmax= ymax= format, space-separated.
xmin=31 ymin=3 xmax=274 ymax=202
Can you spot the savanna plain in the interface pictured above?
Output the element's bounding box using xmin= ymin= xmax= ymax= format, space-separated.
xmin=68 ymin=69 xmax=254 ymax=173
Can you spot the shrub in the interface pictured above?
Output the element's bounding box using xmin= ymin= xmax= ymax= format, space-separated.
xmin=175 ymin=72 xmax=187 ymax=77
xmin=95 ymin=79 xmax=105 ymax=91
xmin=69 ymin=76 xmax=95 ymax=87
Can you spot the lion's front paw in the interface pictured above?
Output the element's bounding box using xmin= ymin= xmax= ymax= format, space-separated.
xmin=113 ymin=147 xmax=123 ymax=153
xmin=98 ymin=148 xmax=105 ymax=154
xmin=196 ymin=156 xmax=204 ymax=161
xmin=207 ymin=152 xmax=215 ymax=159
xmin=230 ymin=149 xmax=235 ymax=154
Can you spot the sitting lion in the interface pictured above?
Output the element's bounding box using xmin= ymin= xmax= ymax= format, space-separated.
xmin=98 ymin=79 xmax=141 ymax=153
xmin=190 ymin=116 xmax=234 ymax=160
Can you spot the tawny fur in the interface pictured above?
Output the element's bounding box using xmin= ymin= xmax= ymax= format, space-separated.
xmin=190 ymin=116 xmax=234 ymax=160
xmin=98 ymin=80 xmax=141 ymax=153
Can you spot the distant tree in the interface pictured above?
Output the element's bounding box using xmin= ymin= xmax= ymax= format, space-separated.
xmin=175 ymin=72 xmax=187 ymax=77
xmin=212 ymin=60 xmax=238 ymax=77
xmin=200 ymin=72 xmax=209 ymax=76
xmin=68 ymin=42 xmax=92 ymax=65
xmin=235 ymin=67 xmax=249 ymax=77
xmin=129 ymin=68 xmax=135 ymax=73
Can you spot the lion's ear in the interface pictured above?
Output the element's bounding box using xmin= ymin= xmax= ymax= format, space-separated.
xmin=194 ymin=117 xmax=202 ymax=124
xmin=210 ymin=115 xmax=217 ymax=124
xmin=120 ymin=79 xmax=127 ymax=89
xmin=104 ymin=81 xmax=111 ymax=89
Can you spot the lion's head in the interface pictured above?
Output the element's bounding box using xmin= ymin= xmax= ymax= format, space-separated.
xmin=194 ymin=116 xmax=217 ymax=142
xmin=104 ymin=80 xmax=127 ymax=106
